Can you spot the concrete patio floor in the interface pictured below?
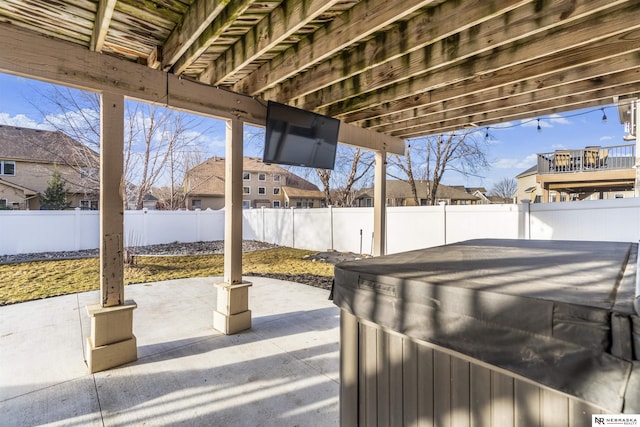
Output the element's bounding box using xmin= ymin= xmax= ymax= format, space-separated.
xmin=0 ymin=277 xmax=340 ymax=426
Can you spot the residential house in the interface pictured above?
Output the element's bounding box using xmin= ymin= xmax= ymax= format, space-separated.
xmin=353 ymin=180 xmax=481 ymax=207
xmin=184 ymin=156 xmax=326 ymax=210
xmin=0 ymin=125 xmax=99 ymax=210
xmin=516 ymin=143 xmax=635 ymax=203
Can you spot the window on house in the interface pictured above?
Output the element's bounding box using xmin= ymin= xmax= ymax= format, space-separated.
xmin=285 ymin=201 xmax=289 ymax=208
xmin=365 ymin=198 xmax=372 ymax=207
xmin=258 ymin=187 xmax=266 ymax=195
xmin=534 ymin=195 xmax=542 ymax=203
xmin=242 ymin=200 xmax=251 ymax=209
xmin=80 ymin=200 xmax=98 ymax=210
xmin=273 ymin=187 xmax=280 ymax=195
xmin=11 ymin=202 xmax=20 ymax=209
xmin=243 ymin=186 xmax=250 ymax=194
xmin=0 ymin=199 xmax=7 ymax=208
xmin=273 ymin=200 xmax=280 ymax=208
xmin=308 ymin=201 xmax=314 ymax=208
xmin=258 ymin=173 xmax=266 ymax=181
xmin=191 ymin=199 xmax=201 ymax=209
xmin=296 ymin=201 xmax=303 ymax=208
xmin=273 ymin=174 xmax=281 ymax=182
xmin=243 ymin=172 xmax=251 ymax=180
xmin=0 ymin=160 xmax=16 ymax=176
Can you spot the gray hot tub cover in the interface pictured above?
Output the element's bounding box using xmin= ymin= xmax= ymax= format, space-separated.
xmin=332 ymin=239 xmax=640 ymax=413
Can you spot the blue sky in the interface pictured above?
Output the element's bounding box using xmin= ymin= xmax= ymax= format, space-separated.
xmin=0 ymin=72 xmax=629 ymax=191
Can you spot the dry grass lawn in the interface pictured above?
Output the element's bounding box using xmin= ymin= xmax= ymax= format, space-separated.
xmin=0 ymin=248 xmax=333 ymax=306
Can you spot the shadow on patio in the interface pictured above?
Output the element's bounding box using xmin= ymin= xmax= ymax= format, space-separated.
xmin=0 ymin=277 xmax=339 ymax=426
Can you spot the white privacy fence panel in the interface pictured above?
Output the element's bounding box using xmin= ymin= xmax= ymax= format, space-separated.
xmin=332 ymin=208 xmax=374 ymax=254
xmin=0 ymin=210 xmax=99 ymax=255
xmin=444 ymin=204 xmax=523 ymax=244
xmin=3 ymin=199 xmax=640 ymax=256
xmin=529 ymin=198 xmax=640 ymax=242
xmin=386 ymin=206 xmax=444 ymax=254
xmin=291 ymin=208 xmax=333 ymax=251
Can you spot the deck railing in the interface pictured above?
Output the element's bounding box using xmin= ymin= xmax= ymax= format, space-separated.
xmin=537 ymin=144 xmax=635 ymax=174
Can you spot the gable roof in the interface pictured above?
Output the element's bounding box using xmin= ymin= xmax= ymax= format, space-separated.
xmin=0 ymin=177 xmax=37 ymax=195
xmin=358 ymin=180 xmax=480 ymax=202
xmin=282 ymin=186 xmax=324 ymax=199
xmin=185 ymin=156 xmax=320 ymax=196
xmin=516 ymin=165 xmax=538 ymax=178
xmin=0 ymin=125 xmax=98 ymax=166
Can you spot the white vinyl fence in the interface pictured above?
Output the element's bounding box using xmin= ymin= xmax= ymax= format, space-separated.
xmin=2 ymin=198 xmax=640 ymax=256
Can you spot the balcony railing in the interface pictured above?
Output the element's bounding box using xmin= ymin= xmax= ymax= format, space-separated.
xmin=537 ymin=144 xmax=635 ymax=174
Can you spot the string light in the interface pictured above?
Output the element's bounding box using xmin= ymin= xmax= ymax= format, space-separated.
xmin=478 ymin=103 xmax=631 ymax=134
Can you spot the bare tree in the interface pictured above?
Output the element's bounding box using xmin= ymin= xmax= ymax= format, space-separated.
xmin=33 ymin=87 xmax=207 ymax=209
xmin=388 ymin=130 xmax=489 ymax=205
xmin=490 ymin=177 xmax=517 ymax=203
xmin=315 ymin=146 xmax=374 ymax=207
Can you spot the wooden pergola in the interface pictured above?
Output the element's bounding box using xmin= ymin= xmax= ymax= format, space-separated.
xmin=0 ymin=0 xmax=638 ymax=373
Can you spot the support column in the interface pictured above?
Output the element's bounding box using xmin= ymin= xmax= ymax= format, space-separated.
xmin=373 ymin=150 xmax=386 ymax=257
xmin=634 ymin=100 xmax=640 ymax=197
xmin=86 ymin=92 xmax=137 ymax=373
xmin=214 ymin=117 xmax=252 ymax=334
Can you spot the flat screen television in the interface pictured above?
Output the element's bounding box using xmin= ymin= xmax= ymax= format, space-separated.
xmin=263 ymin=101 xmax=340 ymax=169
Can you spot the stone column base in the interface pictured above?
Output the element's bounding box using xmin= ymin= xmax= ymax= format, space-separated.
xmin=213 ymin=281 xmax=252 ymax=334
xmin=85 ymin=300 xmax=137 ymax=373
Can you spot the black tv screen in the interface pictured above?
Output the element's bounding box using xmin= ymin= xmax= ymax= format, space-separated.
xmin=263 ymin=101 xmax=340 ymax=169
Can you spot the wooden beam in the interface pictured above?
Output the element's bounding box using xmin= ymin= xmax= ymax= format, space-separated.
xmin=224 ymin=117 xmax=244 ymax=284
xmin=295 ymin=0 xmax=624 ymax=112
xmin=233 ymin=0 xmax=437 ymax=95
xmin=100 ymin=92 xmax=124 ymax=307
xmin=366 ymin=53 xmax=640 ymax=131
xmin=337 ymin=32 xmax=640 ymax=129
xmin=375 ymin=65 xmax=640 ymax=136
xmin=338 ymin=121 xmax=405 ymax=155
xmin=160 ymin=0 xmax=230 ymax=71
xmin=171 ymin=0 xmax=254 ymax=75
xmin=395 ymin=92 xmax=640 ymax=138
xmin=268 ymin=0 xmax=529 ymax=103
xmin=200 ymin=0 xmax=342 ymax=86
xmin=320 ymin=1 xmax=640 ymax=118
xmin=373 ymin=150 xmax=386 ymax=256
xmin=0 ymin=23 xmax=404 ymax=154
xmin=0 ymin=22 xmax=167 ymax=102
xmin=90 ymin=0 xmax=117 ymax=52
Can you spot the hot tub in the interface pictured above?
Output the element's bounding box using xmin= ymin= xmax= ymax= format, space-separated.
xmin=332 ymin=239 xmax=640 ymax=426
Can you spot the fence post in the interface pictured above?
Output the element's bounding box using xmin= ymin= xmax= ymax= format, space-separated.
xmin=74 ymin=207 xmax=81 ymax=251
xmin=439 ymin=201 xmax=447 ymax=245
xmin=329 ymin=205 xmax=334 ymax=251
xmin=261 ymin=206 xmax=266 ymax=242
xmin=521 ymin=199 xmax=531 ymax=240
xmin=291 ymin=207 xmax=295 ymax=248
xmin=142 ymin=208 xmax=149 ymax=246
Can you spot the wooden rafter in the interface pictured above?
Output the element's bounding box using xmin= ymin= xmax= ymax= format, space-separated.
xmin=160 ymin=0 xmax=239 ymax=72
xmin=266 ymin=0 xmax=530 ymax=103
xmin=170 ymin=0 xmax=254 ymax=75
xmin=90 ymin=0 xmax=116 ymax=52
xmin=313 ymin=1 xmax=637 ymax=118
xmin=233 ymin=0 xmax=437 ymax=95
xmin=199 ymin=0 xmax=343 ymax=86
xmin=400 ymin=82 xmax=640 ymax=138
xmin=290 ymin=0 xmax=625 ymax=111
xmin=370 ymin=60 xmax=640 ymax=135
xmin=326 ymin=4 xmax=640 ymax=124
xmin=1 ymin=0 xmax=639 ymax=140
